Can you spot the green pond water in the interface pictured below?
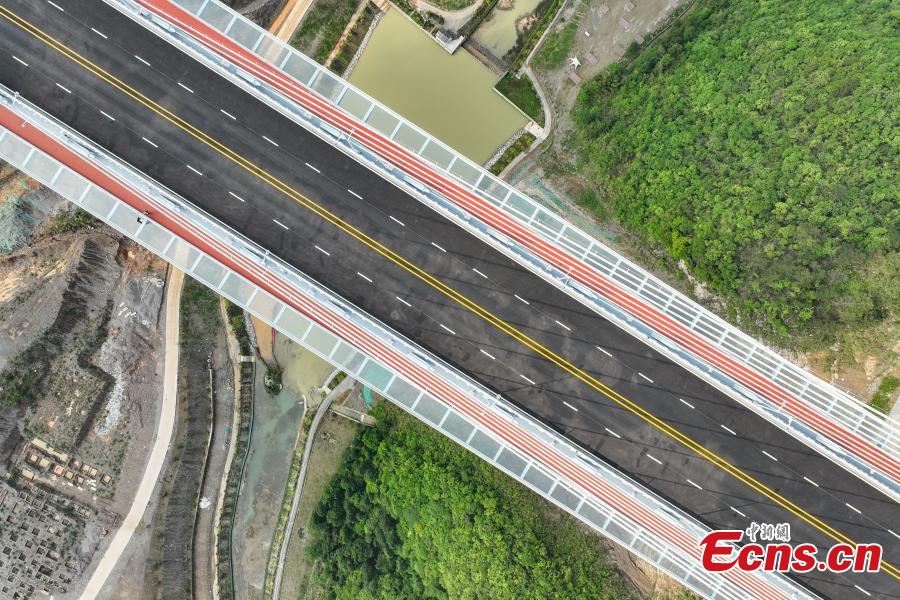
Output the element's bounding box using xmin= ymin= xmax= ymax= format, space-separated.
xmin=472 ymin=0 xmax=543 ymax=58
xmin=348 ymin=10 xmax=526 ymax=164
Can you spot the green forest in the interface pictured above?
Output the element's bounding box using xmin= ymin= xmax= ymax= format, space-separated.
xmin=572 ymin=0 xmax=899 ymax=346
xmin=306 ymin=403 xmax=633 ymax=599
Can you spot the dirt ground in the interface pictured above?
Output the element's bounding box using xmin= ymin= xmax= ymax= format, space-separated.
xmin=0 ymin=169 xmax=169 ymax=597
xmin=278 ymin=412 xmax=360 ymax=599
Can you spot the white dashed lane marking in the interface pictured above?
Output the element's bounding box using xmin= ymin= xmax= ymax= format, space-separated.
xmin=356 ymin=272 xmax=373 ymax=283
xmin=479 ymin=349 xmax=496 ymax=360
xmin=272 ymin=219 xmax=288 ymax=230
xmin=55 ymin=82 xmax=72 ymax=94
xmin=91 ymin=27 xmax=108 ymax=39
xmin=679 ymin=398 xmax=695 ymax=409
xmin=431 ymin=242 xmax=447 ymax=253
xmin=304 ymin=162 xmax=320 ymax=173
xmin=347 ymin=189 xmax=363 ymax=200
xmin=638 ymin=372 xmax=654 ymax=383
xmin=314 ymin=245 xmax=330 ymax=256
xmin=220 ymin=109 xmax=236 ymax=120
xmin=100 ymin=110 xmax=115 ymax=121
xmin=228 ymin=191 xmax=245 ymax=203
xmin=395 ymin=296 xmax=412 ymax=308
xmin=686 ymin=479 xmax=703 ymax=490
xmin=12 ymin=56 xmax=28 ymax=67
xmin=514 ymin=294 xmax=530 ymax=305
xmin=389 ymin=215 xmax=405 ymax=227
xmin=762 ymin=450 xmax=778 ymax=462
xmin=47 ymin=0 xmax=64 ymax=11
xmin=472 ymin=268 xmax=488 ymax=279
xmin=186 ymin=165 xmax=203 ymax=176
xmin=804 ymin=476 xmax=819 ymax=487
xmin=854 ymin=585 xmax=871 ymax=597
xmin=177 ymin=82 xmax=194 ymax=94
xmin=134 ymin=54 xmax=151 ymax=67
xmin=845 ymin=503 xmax=862 ymax=515
xmin=555 ymin=320 xmax=571 ymax=331
xmin=720 ymin=424 xmax=737 ymax=436
xmin=262 ymin=135 xmax=279 ymax=147
xmin=604 ymin=427 xmax=621 ymax=439
xmin=596 ymin=346 xmax=612 ymax=357
xmin=141 ymin=137 xmax=158 ymax=148
xmin=520 ymin=374 xmax=537 ymax=386
xmin=646 ymin=453 xmax=662 ymax=465
xmin=730 ymin=506 xmax=747 ymax=518
xmin=562 ymin=401 xmax=578 ymax=412
xmin=439 ymin=323 xmax=456 ymax=335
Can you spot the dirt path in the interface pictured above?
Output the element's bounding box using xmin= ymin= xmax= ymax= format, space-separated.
xmin=269 ymin=0 xmax=317 ymax=40
xmin=78 ymin=268 xmax=183 ymax=599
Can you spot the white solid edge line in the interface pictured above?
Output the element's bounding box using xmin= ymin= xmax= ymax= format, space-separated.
xmin=389 ymin=215 xmax=405 ymax=227
xmin=177 ymin=81 xmax=194 ymax=94
xmin=91 ymin=28 xmax=108 ymax=39
xmin=304 ymin=162 xmax=320 ymax=173
xmin=562 ymin=401 xmax=579 ymax=412
xmin=479 ymin=348 xmax=496 ymax=360
xmin=228 ymin=191 xmax=245 ymax=202
xmin=314 ymin=245 xmax=330 ymax=256
xmin=395 ymin=296 xmax=412 ymax=307
xmin=638 ymin=372 xmax=654 ymax=383
xmin=12 ymin=56 xmax=28 ymax=67
xmin=272 ymin=219 xmax=289 ymax=230
xmin=220 ymin=109 xmax=236 ymax=120
xmin=347 ymin=189 xmax=363 ymax=200
xmin=263 ymin=135 xmax=279 ymax=147
xmin=55 ymin=83 xmax=72 ymax=94
xmin=357 ymin=272 xmax=373 ymax=283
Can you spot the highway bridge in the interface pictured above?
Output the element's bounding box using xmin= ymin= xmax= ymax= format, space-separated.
xmin=0 ymin=1 xmax=897 ymax=598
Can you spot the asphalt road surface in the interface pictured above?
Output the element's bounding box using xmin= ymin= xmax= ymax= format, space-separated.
xmin=1 ymin=1 xmax=897 ymax=597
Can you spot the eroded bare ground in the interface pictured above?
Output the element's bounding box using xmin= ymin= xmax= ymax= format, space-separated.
xmin=0 ymin=171 xmax=168 ymax=597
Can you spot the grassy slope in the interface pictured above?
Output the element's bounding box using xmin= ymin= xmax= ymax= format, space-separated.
xmin=573 ymin=0 xmax=899 ymax=348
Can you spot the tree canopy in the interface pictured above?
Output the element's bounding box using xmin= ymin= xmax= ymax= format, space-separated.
xmin=573 ymin=0 xmax=899 ymax=344
xmin=307 ymin=403 xmax=633 ymax=599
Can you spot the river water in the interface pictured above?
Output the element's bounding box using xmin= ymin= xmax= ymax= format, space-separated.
xmin=348 ymin=10 xmax=526 ymax=163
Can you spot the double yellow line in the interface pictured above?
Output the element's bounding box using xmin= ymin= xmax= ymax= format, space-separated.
xmin=3 ymin=3 xmax=896 ymax=581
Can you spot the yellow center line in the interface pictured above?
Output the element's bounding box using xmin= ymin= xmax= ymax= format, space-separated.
xmin=3 ymin=3 xmax=896 ymax=581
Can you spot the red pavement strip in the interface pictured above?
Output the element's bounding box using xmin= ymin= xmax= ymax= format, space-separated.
xmin=0 ymin=106 xmax=783 ymax=600
xmin=136 ymin=0 xmax=898 ymax=483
